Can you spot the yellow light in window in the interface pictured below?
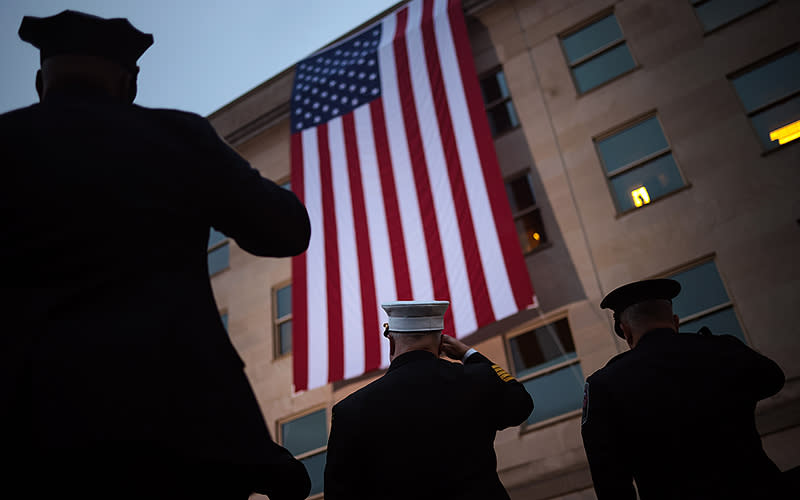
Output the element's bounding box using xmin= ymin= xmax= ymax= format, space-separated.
xmin=631 ymin=186 xmax=651 ymax=208
xmin=769 ymin=120 xmax=800 ymax=145
xmin=532 ymin=232 xmax=541 ymax=241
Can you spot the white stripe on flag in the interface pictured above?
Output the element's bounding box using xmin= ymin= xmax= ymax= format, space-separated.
xmin=433 ymin=0 xmax=517 ymax=321
xmin=405 ymin=0 xmax=477 ymax=337
xmin=354 ymin=105 xmax=394 ymax=367
xmin=378 ymin=12 xmax=434 ymax=301
xmin=328 ymin=117 xmax=366 ymax=379
xmin=301 ymin=128 xmax=328 ymax=389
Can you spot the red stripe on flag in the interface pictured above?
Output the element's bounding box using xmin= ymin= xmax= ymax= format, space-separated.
xmin=446 ymin=0 xmax=533 ymax=310
xmin=342 ymin=113 xmax=381 ymax=372
xmin=393 ymin=6 xmax=454 ymax=328
xmin=290 ymin=133 xmax=309 ymax=391
xmin=420 ymin=0 xmax=495 ymax=327
xmin=317 ymin=124 xmax=345 ymax=382
xmin=370 ymin=99 xmax=412 ymax=300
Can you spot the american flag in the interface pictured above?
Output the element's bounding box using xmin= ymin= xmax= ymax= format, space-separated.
xmin=290 ymin=0 xmax=534 ymax=392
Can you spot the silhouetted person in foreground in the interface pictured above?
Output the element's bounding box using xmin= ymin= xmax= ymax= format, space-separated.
xmin=581 ymin=279 xmax=787 ymax=499
xmin=324 ymin=300 xmax=534 ymax=500
xmin=1 ymin=10 xmax=311 ymax=500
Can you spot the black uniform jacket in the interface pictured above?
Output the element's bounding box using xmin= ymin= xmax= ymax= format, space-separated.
xmin=581 ymin=328 xmax=785 ymax=500
xmin=324 ymin=349 xmax=534 ymax=500
xmin=0 ymin=91 xmax=311 ymax=497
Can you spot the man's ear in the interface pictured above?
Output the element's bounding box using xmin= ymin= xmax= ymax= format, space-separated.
xmin=621 ymin=322 xmax=634 ymax=349
xmin=35 ymin=70 xmax=43 ymax=100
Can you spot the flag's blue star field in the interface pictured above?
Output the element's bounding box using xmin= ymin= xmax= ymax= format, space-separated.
xmin=291 ymin=25 xmax=383 ymax=133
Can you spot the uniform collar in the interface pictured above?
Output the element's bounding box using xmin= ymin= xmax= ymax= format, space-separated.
xmin=636 ymin=327 xmax=676 ymax=347
xmin=387 ymin=350 xmax=437 ymax=373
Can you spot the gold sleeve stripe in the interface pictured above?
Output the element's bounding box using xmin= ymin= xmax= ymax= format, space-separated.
xmin=491 ymin=364 xmax=517 ymax=382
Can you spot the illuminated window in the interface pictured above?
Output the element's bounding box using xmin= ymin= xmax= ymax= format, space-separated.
xmin=480 ymin=69 xmax=520 ymax=137
xmin=274 ymin=283 xmax=293 ymax=357
xmin=595 ymin=115 xmax=686 ymax=213
xmin=667 ymin=260 xmax=746 ymax=342
xmin=207 ymin=227 xmax=229 ymax=276
xmin=690 ymin=0 xmax=772 ymax=33
xmin=280 ymin=409 xmax=327 ymax=496
xmin=560 ymin=12 xmax=636 ymax=94
xmin=505 ymin=171 xmax=547 ymax=253
xmin=730 ymin=48 xmax=800 ymax=151
xmin=507 ymin=318 xmax=584 ymax=426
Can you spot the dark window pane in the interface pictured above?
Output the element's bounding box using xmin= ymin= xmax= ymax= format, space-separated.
xmin=597 ymin=117 xmax=669 ymax=174
xmin=487 ymin=101 xmax=519 ymax=136
xmin=480 ymin=71 xmax=510 ymax=104
xmin=695 ymin=0 xmax=771 ymax=32
xmin=506 ymin=174 xmax=536 ymax=213
xmin=562 ymin=14 xmax=623 ymax=64
xmin=208 ymin=227 xmax=226 ymax=248
xmin=681 ymin=307 xmax=745 ymax=343
xmin=279 ymin=321 xmax=293 ymax=355
xmin=277 ymin=285 xmax=292 ymax=318
xmin=302 ymin=452 xmax=327 ymax=496
xmin=281 ymin=409 xmax=327 ymax=456
xmin=609 ymin=153 xmax=684 ymax=212
xmin=522 ymin=363 xmax=584 ymax=425
xmin=668 ymin=261 xmax=730 ymax=319
xmin=732 ymin=51 xmax=800 ymax=113
xmin=573 ymin=43 xmax=636 ymax=93
xmin=207 ymin=242 xmax=229 ymax=276
xmin=221 ymin=313 xmax=228 ymax=332
xmin=516 ymin=209 xmax=548 ymax=253
xmin=509 ymin=318 xmax=576 ymax=377
xmin=750 ymin=95 xmax=800 ymax=150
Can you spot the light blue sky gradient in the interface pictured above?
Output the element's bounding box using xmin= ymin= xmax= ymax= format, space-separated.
xmin=0 ymin=0 xmax=400 ymax=116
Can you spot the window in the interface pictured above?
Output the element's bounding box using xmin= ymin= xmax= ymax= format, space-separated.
xmin=480 ymin=69 xmax=520 ymax=137
xmin=667 ymin=260 xmax=746 ymax=342
xmin=274 ymin=283 xmax=293 ymax=357
xmin=507 ymin=318 xmax=584 ymax=426
xmin=281 ymin=180 xmax=292 ymax=191
xmin=505 ymin=171 xmax=547 ymax=253
xmin=691 ymin=0 xmax=772 ymax=33
xmin=207 ymin=227 xmax=229 ymax=276
xmin=280 ymin=409 xmax=327 ymax=497
xmin=730 ymin=48 xmax=800 ymax=151
xmin=560 ymin=13 xmax=636 ymax=94
xmin=595 ymin=115 xmax=686 ymax=213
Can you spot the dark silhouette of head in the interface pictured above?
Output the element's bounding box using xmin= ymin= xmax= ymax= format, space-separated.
xmin=18 ymin=10 xmax=153 ymax=103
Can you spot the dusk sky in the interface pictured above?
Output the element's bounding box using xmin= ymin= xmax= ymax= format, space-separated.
xmin=0 ymin=0 xmax=400 ymax=116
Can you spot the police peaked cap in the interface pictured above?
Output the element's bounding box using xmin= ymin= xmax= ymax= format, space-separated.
xmin=19 ymin=10 xmax=153 ymax=72
xmin=601 ymin=279 xmax=681 ymax=338
xmin=381 ymin=300 xmax=449 ymax=335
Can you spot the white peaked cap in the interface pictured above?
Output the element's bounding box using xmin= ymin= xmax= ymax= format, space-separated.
xmin=381 ymin=300 xmax=450 ymax=333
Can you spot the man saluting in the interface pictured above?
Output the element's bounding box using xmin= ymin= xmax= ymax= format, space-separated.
xmin=324 ymin=300 xmax=534 ymax=500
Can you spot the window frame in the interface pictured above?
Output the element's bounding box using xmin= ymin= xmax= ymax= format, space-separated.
xmin=478 ymin=66 xmax=521 ymax=139
xmin=593 ymin=111 xmax=690 ymax=216
xmin=559 ymin=9 xmax=639 ymax=96
xmin=273 ymin=280 xmax=293 ymax=359
xmin=504 ymin=169 xmax=549 ymax=255
xmin=207 ymin=228 xmax=230 ymax=277
xmin=504 ymin=310 xmax=584 ymax=433
xmin=727 ymin=45 xmax=800 ymax=154
xmin=277 ymin=406 xmax=328 ymax=500
xmin=690 ymin=0 xmax=775 ymax=36
xmin=655 ymin=254 xmax=750 ymax=344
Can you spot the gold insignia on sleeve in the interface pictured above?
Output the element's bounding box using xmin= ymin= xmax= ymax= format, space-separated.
xmin=491 ymin=364 xmax=516 ymax=382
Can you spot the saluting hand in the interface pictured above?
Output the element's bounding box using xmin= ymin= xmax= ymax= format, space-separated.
xmin=440 ymin=334 xmax=470 ymax=361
